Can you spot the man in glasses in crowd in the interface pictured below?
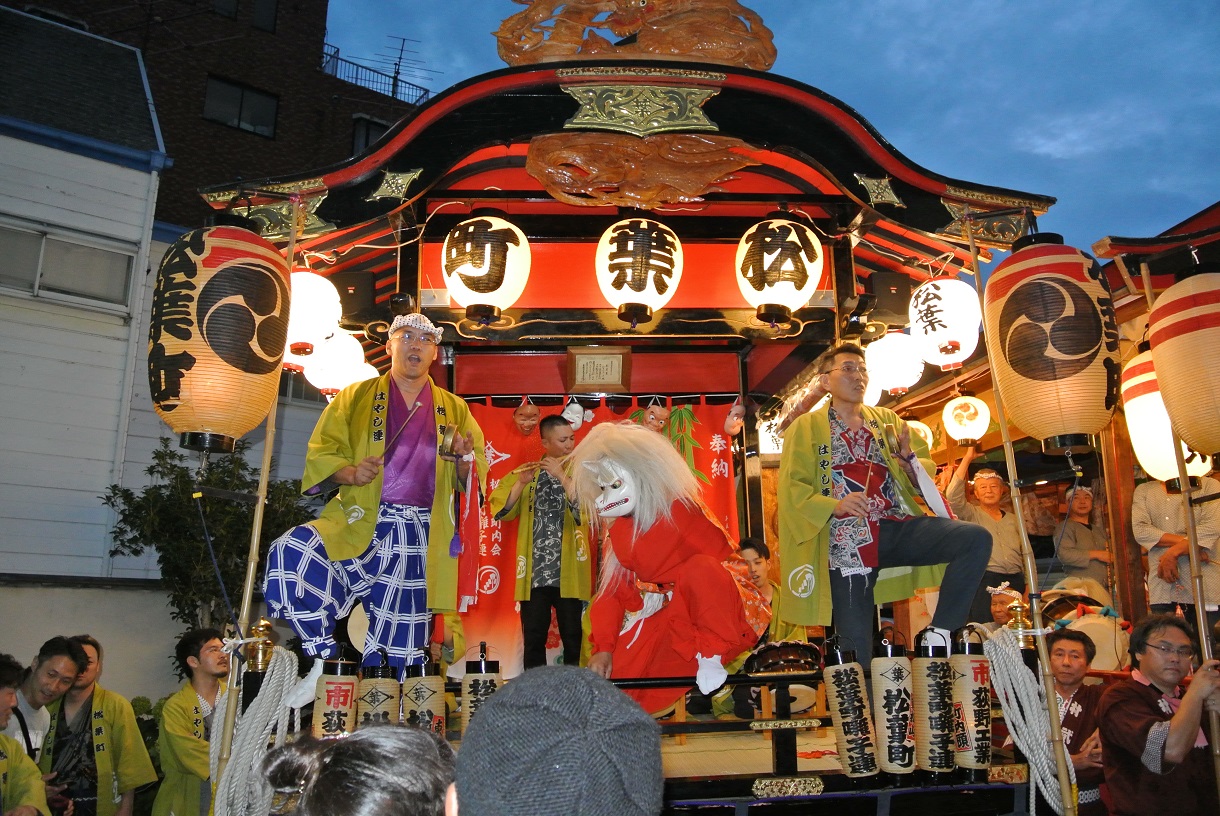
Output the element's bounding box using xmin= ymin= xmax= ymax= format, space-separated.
xmin=1098 ymin=613 xmax=1220 ymax=816
xmin=265 ymin=313 xmax=486 ymax=686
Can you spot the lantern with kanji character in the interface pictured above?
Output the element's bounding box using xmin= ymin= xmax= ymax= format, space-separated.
xmin=823 ymin=643 xmax=879 ymax=779
xmin=908 ymin=278 xmax=981 ymax=370
xmin=1148 ymin=271 xmax=1220 ymax=454
xmin=1122 ymin=349 xmax=1212 ymax=482
xmin=942 ymin=395 xmax=990 ymax=448
xmin=148 ymin=226 xmax=290 ymax=454
xmin=871 ymin=640 xmax=915 ymax=776
xmin=983 ymin=234 xmax=1121 ymax=455
xmin=595 ymin=217 xmax=684 ymax=324
xmin=402 ymin=663 xmax=446 ymax=735
xmin=461 ymin=641 xmax=501 ymax=733
xmin=442 ymin=213 xmax=532 ymax=321
xmin=356 ymin=652 xmax=401 ymax=728
xmin=866 ymin=331 xmax=926 ymax=396
xmin=949 ymin=628 xmax=991 ymax=776
xmin=312 ymin=658 xmax=358 ymax=738
xmin=912 ymin=628 xmax=955 ymax=776
xmin=284 ymin=270 xmax=342 ymax=371
xmin=734 ymin=216 xmax=826 ymax=324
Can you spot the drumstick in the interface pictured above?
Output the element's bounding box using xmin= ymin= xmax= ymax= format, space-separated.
xmin=383 ymin=400 xmax=422 ymax=451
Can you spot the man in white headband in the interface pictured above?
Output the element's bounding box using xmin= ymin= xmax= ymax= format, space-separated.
xmin=1054 ymin=485 xmax=1111 ymax=588
xmin=264 ymin=312 xmax=487 ymax=684
xmin=948 ymin=449 xmax=1026 ymax=624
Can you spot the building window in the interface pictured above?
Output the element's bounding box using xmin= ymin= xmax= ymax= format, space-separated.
xmin=0 ymin=221 xmax=134 ymax=309
xmin=279 ymin=371 xmax=328 ymax=404
xmin=213 ymin=0 xmax=238 ymax=18
xmin=352 ymin=115 xmax=390 ymax=155
xmin=203 ymin=76 xmax=277 ymax=137
xmin=252 ymin=0 xmax=277 ymax=32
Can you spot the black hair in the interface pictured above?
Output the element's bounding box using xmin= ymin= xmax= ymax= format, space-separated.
xmin=814 ymin=343 xmax=865 ymax=374
xmin=71 ymin=634 xmax=103 ymax=664
xmin=0 ymin=653 xmax=24 ymax=689
xmin=539 ymin=414 xmax=572 ymax=438
xmin=35 ymin=636 xmax=89 ymax=675
xmin=1128 ymin=613 xmax=1195 ymax=669
xmin=739 ymin=537 xmax=770 ymax=561
xmin=264 ymin=725 xmax=455 ymax=816
xmin=176 ymin=628 xmax=223 ymax=678
xmin=1045 ymin=628 xmax=1097 ymax=665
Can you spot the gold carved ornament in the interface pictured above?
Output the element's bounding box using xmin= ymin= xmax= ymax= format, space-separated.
xmin=525 ymin=130 xmax=760 ymax=209
xmin=563 ymin=84 xmax=719 ymax=136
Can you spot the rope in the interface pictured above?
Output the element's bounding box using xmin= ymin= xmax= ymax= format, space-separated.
xmin=983 ymin=626 xmax=1075 ymax=816
xmin=211 ymin=646 xmax=301 ymax=816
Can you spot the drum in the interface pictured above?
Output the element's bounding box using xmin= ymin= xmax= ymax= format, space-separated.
xmin=745 ymin=641 xmax=822 ymax=714
xmin=1042 ymin=590 xmax=1130 ymax=672
xmin=1041 ymin=592 xmax=1099 ymax=622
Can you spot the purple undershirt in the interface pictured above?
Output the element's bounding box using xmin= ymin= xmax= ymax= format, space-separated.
xmin=380 ymin=383 xmax=436 ymax=508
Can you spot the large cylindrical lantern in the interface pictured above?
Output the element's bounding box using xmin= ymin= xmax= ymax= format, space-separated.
xmin=871 ymin=642 xmax=915 ymax=776
xmin=866 ymin=331 xmax=926 ymax=396
xmin=912 ymin=630 xmax=955 ymax=776
xmin=149 ymin=226 xmax=290 ymax=453
xmin=823 ymin=644 xmax=879 ymax=779
xmin=1148 ymin=272 xmax=1220 ymax=454
xmin=908 ymin=278 xmax=981 ymax=370
xmin=284 ymin=271 xmax=341 ymax=371
xmin=984 ymin=233 xmax=1121 ymax=455
xmin=442 ymin=213 xmax=531 ymax=322
xmin=402 ymin=663 xmax=446 ymax=735
xmin=1121 ymin=350 xmax=1212 ymax=481
xmin=734 ymin=217 xmax=826 ymax=324
xmin=942 ymin=395 xmax=991 ymax=448
xmin=949 ymin=629 xmax=991 ymax=777
xmin=595 ymin=217 xmax=683 ymax=324
xmin=303 ymin=331 xmax=370 ymax=398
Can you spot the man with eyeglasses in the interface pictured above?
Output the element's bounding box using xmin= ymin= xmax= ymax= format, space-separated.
xmin=777 ymin=343 xmax=991 ymax=675
xmin=1097 ymin=613 xmax=1220 ymax=815
xmin=265 ymin=312 xmax=487 ymax=683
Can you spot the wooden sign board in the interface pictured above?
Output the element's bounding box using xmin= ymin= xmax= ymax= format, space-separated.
xmin=565 ymin=347 xmax=631 ymax=393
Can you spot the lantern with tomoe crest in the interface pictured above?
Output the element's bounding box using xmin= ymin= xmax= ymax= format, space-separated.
xmin=983 ymin=233 xmax=1121 ymax=455
xmin=148 ymin=227 xmax=290 ymax=453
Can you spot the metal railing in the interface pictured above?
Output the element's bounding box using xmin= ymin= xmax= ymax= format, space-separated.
xmin=321 ymin=43 xmax=431 ymax=106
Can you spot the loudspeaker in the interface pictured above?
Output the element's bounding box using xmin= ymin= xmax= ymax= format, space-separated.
xmin=330 ymin=271 xmax=380 ymax=327
xmin=865 ymin=271 xmax=912 ymax=326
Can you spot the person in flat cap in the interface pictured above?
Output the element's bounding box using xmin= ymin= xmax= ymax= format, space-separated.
xmin=447 ymin=665 xmax=662 ymax=816
xmin=948 ymin=448 xmax=1026 ymax=623
xmin=265 ymin=312 xmax=487 ymax=688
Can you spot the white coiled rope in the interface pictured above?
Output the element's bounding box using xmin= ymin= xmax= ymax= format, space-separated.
xmin=983 ymin=626 xmax=1075 ymax=816
xmin=210 ymin=646 xmax=301 ymax=816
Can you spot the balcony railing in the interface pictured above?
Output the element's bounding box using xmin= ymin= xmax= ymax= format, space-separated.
xmin=321 ymin=43 xmax=431 ymax=106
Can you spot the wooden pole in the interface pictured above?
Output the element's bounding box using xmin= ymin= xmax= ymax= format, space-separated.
xmin=964 ymin=213 xmax=1076 ymax=816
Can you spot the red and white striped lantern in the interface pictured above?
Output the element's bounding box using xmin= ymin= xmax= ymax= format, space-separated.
xmin=983 ymin=234 xmax=1121 ymax=454
xmin=1121 ymin=350 xmax=1212 ymax=482
xmin=148 ymin=227 xmax=290 ymax=453
xmin=1148 ymin=272 xmax=1220 ymax=455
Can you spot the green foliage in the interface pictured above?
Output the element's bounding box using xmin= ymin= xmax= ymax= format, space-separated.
xmin=102 ymin=438 xmax=314 ymax=630
xmin=629 ymin=405 xmax=709 ymax=485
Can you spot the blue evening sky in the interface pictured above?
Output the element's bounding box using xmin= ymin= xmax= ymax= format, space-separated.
xmin=325 ymin=0 xmax=1220 ymax=255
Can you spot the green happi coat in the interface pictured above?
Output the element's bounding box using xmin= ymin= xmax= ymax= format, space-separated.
xmin=152 ymin=683 xmax=223 ymax=816
xmin=302 ymin=374 xmax=487 ymax=612
xmin=1 ymin=733 xmax=50 ymax=816
xmin=777 ymin=404 xmax=945 ymax=627
xmin=39 ymin=687 xmax=157 ymax=816
xmin=489 ymin=470 xmax=593 ymax=602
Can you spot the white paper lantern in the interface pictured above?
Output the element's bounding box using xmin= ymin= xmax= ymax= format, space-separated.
xmin=942 ymin=396 xmax=990 ymax=447
xmin=734 ymin=217 xmax=826 ymax=323
xmin=1148 ymin=272 xmax=1220 ymax=454
xmin=866 ymin=332 xmax=926 ymax=395
xmin=1121 ymin=350 xmax=1211 ymax=482
xmin=907 ymin=420 xmax=934 ymax=449
xmin=595 ymin=217 xmax=683 ymax=324
xmin=442 ymin=214 xmax=531 ymax=321
xmin=303 ymin=332 xmax=368 ymax=397
xmin=908 ymin=278 xmax=981 ymax=370
xmin=285 ymin=271 xmax=342 ymax=371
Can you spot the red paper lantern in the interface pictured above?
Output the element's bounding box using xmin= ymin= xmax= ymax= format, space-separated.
xmin=983 ymin=234 xmax=1121 ymax=454
xmin=148 ymin=227 xmax=290 ymax=452
xmin=1148 ymin=272 xmax=1220 ymax=455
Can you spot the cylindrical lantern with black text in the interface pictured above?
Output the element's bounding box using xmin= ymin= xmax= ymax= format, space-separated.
xmin=734 ymin=216 xmax=826 ymax=324
xmin=356 ymin=654 xmax=401 ymax=728
xmin=402 ymin=663 xmax=446 ymax=735
xmin=595 ymin=217 xmax=683 ymax=324
xmin=461 ymin=642 xmax=501 ymax=733
xmin=149 ymin=227 xmax=290 ymax=453
xmin=823 ymin=644 xmax=879 ymax=779
xmin=1121 ymin=350 xmax=1212 ymax=482
xmin=442 ymin=213 xmax=531 ymax=322
xmin=871 ymin=641 xmax=915 ymax=776
xmin=912 ymin=629 xmax=955 ymax=776
xmin=949 ymin=628 xmax=991 ymax=778
xmin=311 ymin=658 xmax=358 ymax=738
xmin=908 ymin=278 xmax=981 ymax=370
xmin=983 ymin=233 xmax=1121 ymax=455
xmin=1148 ymin=271 xmax=1220 ymax=454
